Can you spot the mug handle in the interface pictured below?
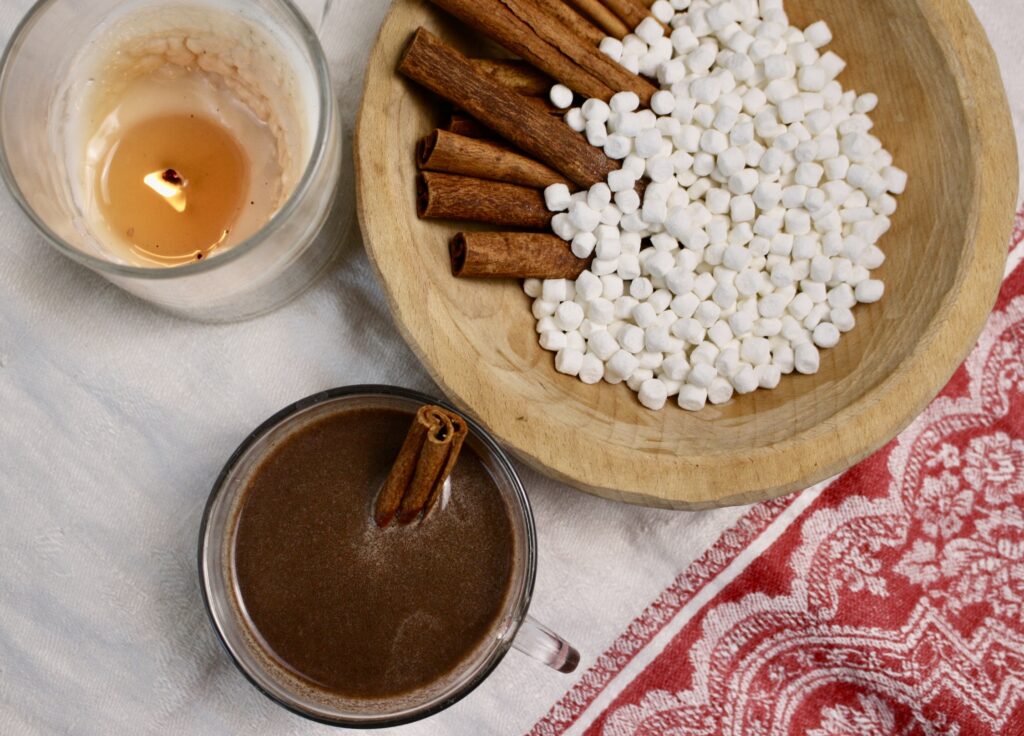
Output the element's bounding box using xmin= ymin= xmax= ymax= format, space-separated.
xmin=513 ymin=615 xmax=580 ymax=673
xmin=292 ymin=0 xmax=333 ymax=34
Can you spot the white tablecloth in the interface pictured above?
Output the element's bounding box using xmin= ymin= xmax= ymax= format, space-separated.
xmin=1 ymin=2 xmax=1021 ymax=734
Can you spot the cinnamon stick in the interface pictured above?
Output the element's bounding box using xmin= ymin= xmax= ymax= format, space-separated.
xmin=450 ymin=232 xmax=589 ymax=279
xmin=470 ymin=59 xmax=552 ymax=96
xmin=374 ymin=405 xmax=468 ymax=527
xmin=426 ymin=0 xmax=656 ymax=104
xmin=400 ymin=29 xmax=618 ymax=188
xmin=447 ymin=112 xmax=494 ymax=139
xmin=601 ymin=0 xmax=660 ymax=31
xmin=565 ymin=0 xmax=630 ymax=38
xmin=418 ymin=172 xmax=552 ymax=228
xmin=530 ymin=0 xmax=606 ymax=46
xmin=419 ymin=130 xmax=571 ymax=189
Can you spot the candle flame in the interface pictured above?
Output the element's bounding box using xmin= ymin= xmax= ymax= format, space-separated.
xmin=144 ymin=169 xmax=187 ymax=213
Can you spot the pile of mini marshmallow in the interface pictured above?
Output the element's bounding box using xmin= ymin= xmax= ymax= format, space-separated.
xmin=526 ymin=0 xmax=907 ymax=411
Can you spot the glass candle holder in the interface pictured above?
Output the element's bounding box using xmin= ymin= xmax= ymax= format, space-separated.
xmin=0 ymin=0 xmax=347 ymax=322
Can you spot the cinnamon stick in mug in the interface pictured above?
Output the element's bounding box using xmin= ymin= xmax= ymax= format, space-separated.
xmin=400 ymin=29 xmax=619 ymax=188
xmin=418 ymin=172 xmax=552 ymax=229
xmin=374 ymin=405 xmax=468 ymax=527
xmin=419 ymin=130 xmax=571 ymax=189
xmin=450 ymin=232 xmax=589 ymax=279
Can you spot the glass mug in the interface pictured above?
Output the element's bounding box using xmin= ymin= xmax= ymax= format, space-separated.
xmin=199 ymin=386 xmax=579 ymax=727
xmin=0 ymin=0 xmax=348 ymax=322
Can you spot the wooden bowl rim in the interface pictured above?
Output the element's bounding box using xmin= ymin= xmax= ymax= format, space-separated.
xmin=354 ymin=0 xmax=1019 ymax=509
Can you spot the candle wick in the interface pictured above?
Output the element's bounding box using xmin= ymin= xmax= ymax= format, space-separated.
xmin=162 ymin=169 xmax=184 ymax=186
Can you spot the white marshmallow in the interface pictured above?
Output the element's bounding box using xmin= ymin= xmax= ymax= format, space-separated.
xmin=677 ymin=384 xmax=708 ymax=411
xmin=855 ymin=279 xmax=885 ymax=303
xmin=708 ymin=376 xmax=735 ymax=404
xmin=794 ymin=341 xmax=820 ymax=374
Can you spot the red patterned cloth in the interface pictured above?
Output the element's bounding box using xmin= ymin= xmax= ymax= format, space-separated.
xmin=530 ymin=208 xmax=1024 ymax=736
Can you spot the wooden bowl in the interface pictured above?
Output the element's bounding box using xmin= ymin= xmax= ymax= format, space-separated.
xmin=355 ymin=0 xmax=1018 ymax=508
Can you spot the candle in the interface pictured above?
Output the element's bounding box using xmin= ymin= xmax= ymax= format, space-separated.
xmin=94 ymin=115 xmax=248 ymax=264
xmin=71 ymin=6 xmax=308 ymax=268
xmin=0 ymin=0 xmax=345 ymax=321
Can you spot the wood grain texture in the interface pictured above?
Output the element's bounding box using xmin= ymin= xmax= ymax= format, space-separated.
xmin=356 ymin=0 xmax=1018 ymax=508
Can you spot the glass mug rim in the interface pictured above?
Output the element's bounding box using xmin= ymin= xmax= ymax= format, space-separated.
xmin=0 ymin=0 xmax=335 ymax=281
xmin=197 ymin=385 xmax=539 ymax=728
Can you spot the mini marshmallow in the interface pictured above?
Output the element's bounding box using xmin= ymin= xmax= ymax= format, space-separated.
xmin=587 ymin=298 xmax=615 ymax=325
xmin=636 ymin=378 xmax=668 ymax=410
xmin=587 ymin=330 xmax=619 ymax=362
xmin=578 ymin=353 xmax=605 ymax=384
xmin=882 ymin=166 xmax=908 ymax=195
xmin=830 ymin=306 xmax=856 ymax=332
xmin=855 ymin=279 xmax=885 ymax=303
xmin=812 ymin=322 xmax=840 ymax=348
xmin=753 ymin=317 xmax=783 ymax=337
xmin=645 ymin=325 xmax=682 ymax=354
xmin=555 ymin=348 xmax=584 ymax=376
xmin=582 ymin=98 xmax=611 ymax=122
xmin=757 ymin=363 xmax=782 ymax=389
xmin=649 ymin=288 xmax=674 ymax=313
xmin=828 ymin=283 xmax=856 ymax=309
xmin=606 ymin=350 xmax=641 ymax=383
xmin=687 ymin=361 xmax=717 ymax=389
xmin=539 ymin=330 xmax=568 ymax=352
xmin=671 ymin=292 xmax=702 ymax=320
xmin=550 ymin=84 xmax=574 ymax=110
xmin=708 ymin=320 xmax=735 ymax=347
xmin=610 ymin=91 xmax=641 ymax=114
xmin=803 ymin=302 xmax=830 ymax=329
xmin=731 ymin=364 xmax=759 ymax=393
xmin=599 ymin=37 xmax=624 ymax=62
xmin=542 ymin=279 xmax=568 ymax=303
xmin=568 ymin=200 xmax=601 ymax=232
xmin=700 ymin=129 xmax=729 ymax=154
xmin=741 ymin=336 xmax=771 ymax=365
xmin=677 ymin=384 xmax=708 ymax=411
xmin=708 ymin=376 xmax=735 ymax=405
xmin=794 ymin=341 xmax=820 ymax=374
xmin=803 ymin=20 xmax=832 ymax=48
xmin=553 ymin=300 xmax=584 ymax=331
xmin=601 ymin=275 xmax=625 ymax=300
xmin=695 ymin=300 xmax=723 ymax=328
xmin=544 ymin=184 xmax=572 ymax=212
xmin=795 ymin=162 xmax=825 ymax=187
xmin=730 ymin=195 xmax=756 ymax=222
xmin=818 ymin=50 xmax=846 ymax=79
xmin=618 ymin=324 xmax=646 ymax=354
xmin=532 ymin=299 xmax=557 ymax=320
xmin=613 ymin=296 xmax=639 ymax=321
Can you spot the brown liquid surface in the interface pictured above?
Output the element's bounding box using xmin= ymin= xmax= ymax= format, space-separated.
xmin=95 ymin=114 xmax=250 ymax=265
xmin=232 ymin=407 xmax=515 ymax=700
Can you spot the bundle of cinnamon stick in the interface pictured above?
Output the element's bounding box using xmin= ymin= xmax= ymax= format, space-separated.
xmin=401 ymin=0 xmax=659 ymax=282
xmin=375 ymin=405 xmax=468 ymax=527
